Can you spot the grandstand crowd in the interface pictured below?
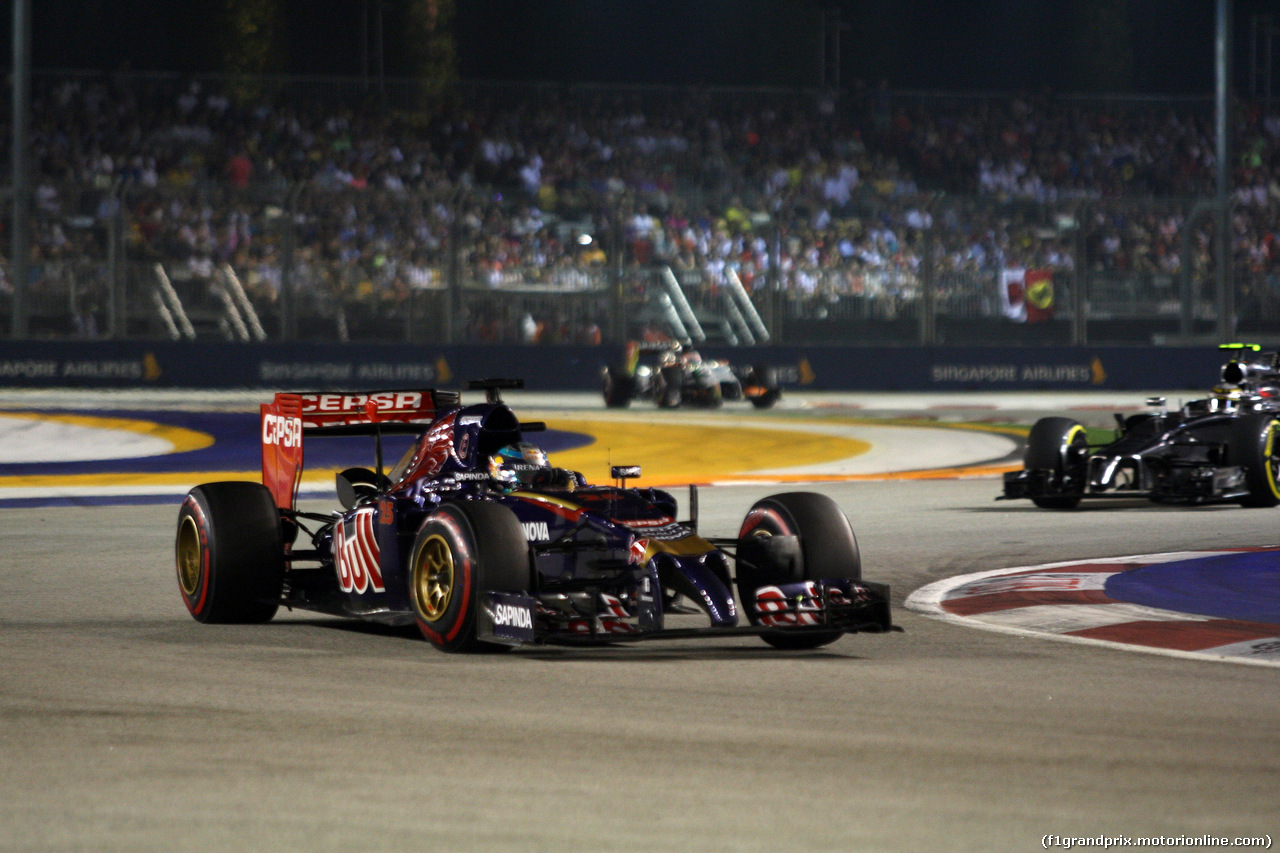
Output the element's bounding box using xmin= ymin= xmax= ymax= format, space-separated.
xmin=10 ymin=74 xmax=1280 ymax=341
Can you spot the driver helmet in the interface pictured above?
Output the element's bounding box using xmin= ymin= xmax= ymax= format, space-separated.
xmin=489 ymin=441 xmax=551 ymax=491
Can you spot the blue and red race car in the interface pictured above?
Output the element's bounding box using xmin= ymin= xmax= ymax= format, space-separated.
xmin=175 ymin=379 xmax=894 ymax=651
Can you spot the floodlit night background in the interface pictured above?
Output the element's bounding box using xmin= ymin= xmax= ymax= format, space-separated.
xmin=7 ymin=0 xmax=1278 ymax=93
xmin=4 ymin=0 xmax=1280 ymax=349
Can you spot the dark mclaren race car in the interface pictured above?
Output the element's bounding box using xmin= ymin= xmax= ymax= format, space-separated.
xmin=176 ymin=380 xmax=893 ymax=651
xmin=602 ymin=341 xmax=781 ymax=409
xmin=1002 ymin=344 xmax=1280 ymax=509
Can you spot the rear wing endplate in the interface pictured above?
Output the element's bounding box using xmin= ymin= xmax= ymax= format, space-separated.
xmin=260 ymin=389 xmax=457 ymax=510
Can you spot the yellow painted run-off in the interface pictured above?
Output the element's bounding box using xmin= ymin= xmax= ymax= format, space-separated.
xmin=544 ymin=417 xmax=1021 ymax=486
xmin=545 ymin=418 xmax=872 ymax=486
xmin=0 ymin=411 xmax=1024 ymax=493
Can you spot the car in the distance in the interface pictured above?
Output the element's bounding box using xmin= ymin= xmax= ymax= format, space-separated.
xmin=601 ymin=341 xmax=781 ymax=409
xmin=1001 ymin=344 xmax=1280 ymax=509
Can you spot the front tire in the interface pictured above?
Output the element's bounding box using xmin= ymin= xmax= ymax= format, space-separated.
xmin=1024 ymin=417 xmax=1087 ymax=509
xmin=690 ymin=371 xmax=723 ymax=408
xmin=176 ymin=482 xmax=285 ymax=623
xmin=735 ymin=492 xmax=860 ymax=650
xmin=1229 ymin=414 xmax=1280 ymax=507
xmin=408 ymin=502 xmax=532 ymax=652
xmin=655 ymin=365 xmax=683 ymax=408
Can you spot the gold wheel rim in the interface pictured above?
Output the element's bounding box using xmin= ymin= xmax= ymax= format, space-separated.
xmin=176 ymin=516 xmax=202 ymax=597
xmin=413 ymin=534 xmax=455 ymax=621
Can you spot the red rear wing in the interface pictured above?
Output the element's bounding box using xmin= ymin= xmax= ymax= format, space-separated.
xmin=261 ymin=390 xmax=453 ymax=510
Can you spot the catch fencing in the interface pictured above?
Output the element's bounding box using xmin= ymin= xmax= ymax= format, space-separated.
xmin=5 ymin=181 xmax=1271 ymax=348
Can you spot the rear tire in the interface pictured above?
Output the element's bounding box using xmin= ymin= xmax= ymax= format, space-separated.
xmin=1229 ymin=414 xmax=1280 ymax=507
xmin=408 ymin=502 xmax=532 ymax=652
xmin=176 ymin=482 xmax=285 ymax=623
xmin=747 ymin=366 xmax=781 ymax=409
xmin=602 ymin=366 xmax=634 ymax=408
xmin=1024 ymin=417 xmax=1087 ymax=509
xmin=735 ymin=492 xmax=860 ymax=650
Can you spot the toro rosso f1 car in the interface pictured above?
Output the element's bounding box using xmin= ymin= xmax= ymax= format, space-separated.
xmin=602 ymin=341 xmax=781 ymax=409
xmin=1001 ymin=344 xmax=1280 ymax=509
xmin=176 ymin=379 xmax=894 ymax=651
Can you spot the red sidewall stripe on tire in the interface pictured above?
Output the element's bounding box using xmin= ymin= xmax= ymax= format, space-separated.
xmin=414 ymin=513 xmax=473 ymax=645
xmin=738 ymin=506 xmax=791 ymax=539
xmin=180 ymin=495 xmax=211 ymax=617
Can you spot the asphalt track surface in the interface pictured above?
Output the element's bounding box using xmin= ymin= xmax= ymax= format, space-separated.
xmin=2 ymin=390 xmax=1277 ymax=852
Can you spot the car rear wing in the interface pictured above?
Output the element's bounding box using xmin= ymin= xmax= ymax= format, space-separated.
xmin=261 ymin=389 xmax=459 ymax=510
xmin=621 ymin=340 xmax=682 ymax=375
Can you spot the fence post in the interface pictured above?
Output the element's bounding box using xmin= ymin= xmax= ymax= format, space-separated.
xmin=919 ymin=225 xmax=936 ymax=346
xmin=1180 ymin=200 xmax=1217 ymax=341
xmin=9 ymin=0 xmax=31 ymax=339
xmin=105 ymin=183 xmax=122 ymax=338
xmin=607 ymin=207 xmax=624 ymax=343
xmin=1216 ymin=0 xmax=1234 ymax=339
xmin=444 ymin=189 xmax=461 ymax=345
xmin=770 ymin=219 xmax=784 ymax=345
xmin=1069 ymin=209 xmax=1086 ymax=346
xmin=279 ymin=183 xmax=300 ymax=341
